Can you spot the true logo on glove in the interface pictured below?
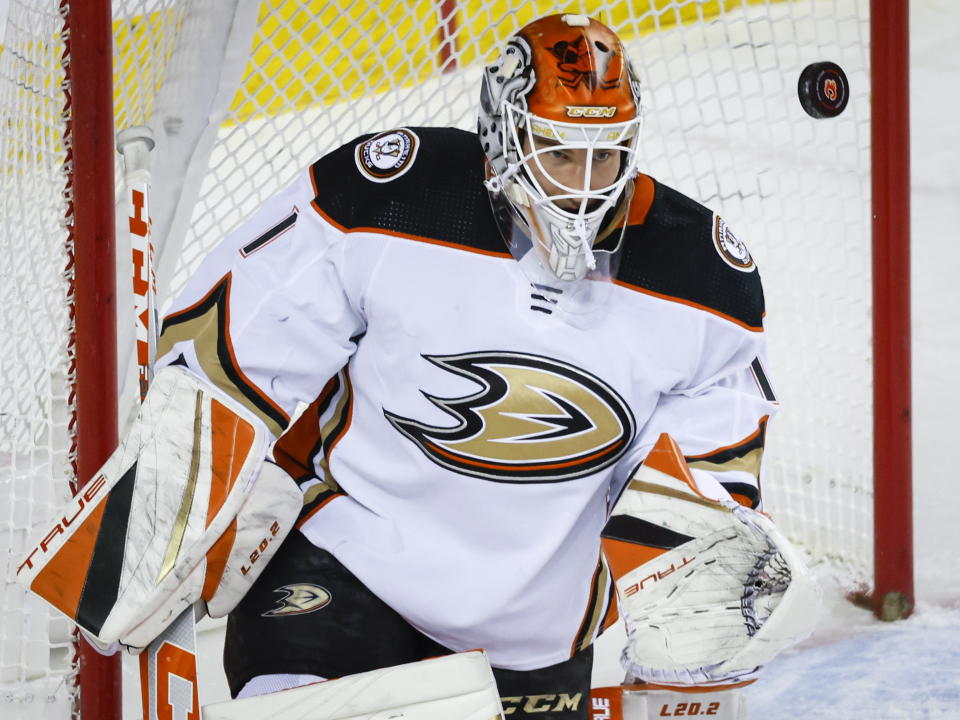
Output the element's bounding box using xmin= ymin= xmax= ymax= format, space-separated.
xmin=622 ymin=556 xmax=695 ymax=598
xmin=16 ymin=474 xmax=108 ymax=575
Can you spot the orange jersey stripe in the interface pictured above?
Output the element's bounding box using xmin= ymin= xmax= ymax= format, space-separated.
xmin=613 ymin=278 xmax=764 ymax=332
xmin=309 ymin=200 xmax=513 ymax=259
xmin=295 ymin=492 xmax=343 ymax=530
xmin=684 ymin=415 xmax=770 ymax=460
xmin=273 ymin=378 xmax=338 ymax=479
xmin=422 ymin=437 xmax=625 ymax=473
xmin=625 ymin=174 xmax=655 ymax=226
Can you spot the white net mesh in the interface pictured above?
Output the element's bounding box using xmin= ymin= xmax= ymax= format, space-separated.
xmin=0 ymin=2 xmax=76 ymax=716
xmin=0 ymin=1 xmax=873 ymax=716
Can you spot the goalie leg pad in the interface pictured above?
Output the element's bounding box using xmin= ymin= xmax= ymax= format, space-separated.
xmin=591 ymin=684 xmax=747 ymax=720
xmin=202 ymin=650 xmax=505 ymax=720
xmin=16 ymin=366 xmax=302 ymax=649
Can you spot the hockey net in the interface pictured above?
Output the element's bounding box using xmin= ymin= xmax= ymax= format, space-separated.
xmin=0 ymin=1 xmax=906 ymax=717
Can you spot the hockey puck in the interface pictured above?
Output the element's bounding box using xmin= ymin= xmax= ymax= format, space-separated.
xmin=797 ymin=61 xmax=849 ymax=118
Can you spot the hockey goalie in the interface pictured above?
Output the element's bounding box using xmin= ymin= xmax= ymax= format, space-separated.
xmin=16 ymin=12 xmax=820 ymax=720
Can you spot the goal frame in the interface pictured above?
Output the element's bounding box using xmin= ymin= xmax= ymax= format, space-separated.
xmin=56 ymin=0 xmax=912 ymax=716
xmin=66 ymin=0 xmax=122 ymax=717
xmin=869 ymin=0 xmax=913 ymax=622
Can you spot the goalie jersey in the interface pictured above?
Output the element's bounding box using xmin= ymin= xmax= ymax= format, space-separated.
xmin=157 ymin=127 xmax=778 ymax=671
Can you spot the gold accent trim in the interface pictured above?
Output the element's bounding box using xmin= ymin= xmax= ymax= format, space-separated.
xmin=313 ymin=369 xmax=352 ymax=487
xmin=579 ymin=556 xmax=610 ymax=652
xmin=627 ymin=479 xmax=732 ymax=513
xmin=302 ymin=478 xmax=340 ymax=505
xmin=688 ymin=447 xmax=764 ymax=480
xmin=157 ymin=390 xmax=204 ymax=583
xmin=157 ymin=292 xmax=286 ymax=437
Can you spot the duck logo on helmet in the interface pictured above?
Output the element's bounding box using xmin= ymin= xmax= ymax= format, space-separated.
xmin=549 ymin=36 xmax=621 ymax=91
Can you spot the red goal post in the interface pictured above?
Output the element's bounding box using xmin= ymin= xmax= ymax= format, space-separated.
xmin=0 ymin=1 xmax=911 ymax=718
xmin=869 ymin=0 xmax=912 ymax=623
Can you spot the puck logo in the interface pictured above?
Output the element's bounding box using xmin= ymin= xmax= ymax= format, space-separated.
xmin=713 ymin=216 xmax=755 ymax=272
xmin=797 ymin=61 xmax=849 ymax=119
xmin=355 ymin=128 xmax=419 ymax=183
xmin=823 ymin=77 xmax=839 ymax=102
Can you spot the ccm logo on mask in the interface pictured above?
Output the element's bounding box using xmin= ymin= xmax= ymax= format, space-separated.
xmin=565 ymin=105 xmax=617 ymax=118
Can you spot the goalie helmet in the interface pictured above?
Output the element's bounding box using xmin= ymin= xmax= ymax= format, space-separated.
xmin=479 ymin=14 xmax=643 ymax=282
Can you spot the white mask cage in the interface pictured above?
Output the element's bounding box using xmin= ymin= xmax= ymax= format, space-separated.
xmin=486 ymin=101 xmax=643 ymax=281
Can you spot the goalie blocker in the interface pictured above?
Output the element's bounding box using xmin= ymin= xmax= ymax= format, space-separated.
xmin=599 ymin=433 xmax=820 ymax=712
xmin=16 ymin=366 xmax=303 ymax=650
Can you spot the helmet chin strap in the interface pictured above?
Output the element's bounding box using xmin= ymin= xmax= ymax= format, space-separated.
xmin=483 ymin=161 xmax=523 ymax=196
xmin=573 ymin=216 xmax=597 ymax=271
xmin=487 ymin=169 xmax=608 ymax=281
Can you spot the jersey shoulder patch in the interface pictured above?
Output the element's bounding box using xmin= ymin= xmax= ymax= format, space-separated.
xmin=308 ymin=127 xmax=508 ymax=257
xmin=712 ymin=215 xmax=755 ymax=272
xmin=616 ymin=178 xmax=765 ymax=330
xmin=354 ymin=128 xmax=420 ymax=183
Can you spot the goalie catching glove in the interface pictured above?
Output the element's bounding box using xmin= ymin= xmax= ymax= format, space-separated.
xmin=602 ymin=433 xmax=820 ymax=687
xmin=16 ymin=366 xmax=302 ymax=651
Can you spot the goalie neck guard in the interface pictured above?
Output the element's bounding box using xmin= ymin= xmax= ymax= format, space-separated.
xmin=478 ymin=13 xmax=643 ymax=283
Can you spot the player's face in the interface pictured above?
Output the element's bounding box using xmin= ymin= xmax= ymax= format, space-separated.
xmin=523 ymin=134 xmax=622 ymax=211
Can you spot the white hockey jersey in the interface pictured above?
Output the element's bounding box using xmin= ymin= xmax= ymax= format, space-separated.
xmin=157 ymin=127 xmax=778 ymax=671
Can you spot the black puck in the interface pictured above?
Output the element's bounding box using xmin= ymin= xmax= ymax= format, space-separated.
xmin=798 ymin=61 xmax=849 ymax=118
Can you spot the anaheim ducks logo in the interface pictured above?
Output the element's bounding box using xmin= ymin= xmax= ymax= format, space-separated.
xmin=384 ymin=352 xmax=635 ymax=483
xmin=261 ymin=583 xmax=331 ymax=617
xmin=549 ymin=36 xmax=621 ymax=91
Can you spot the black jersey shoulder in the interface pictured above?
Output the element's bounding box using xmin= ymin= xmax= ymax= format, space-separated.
xmin=308 ymin=127 xmax=509 ymax=257
xmin=615 ymin=178 xmax=765 ymax=330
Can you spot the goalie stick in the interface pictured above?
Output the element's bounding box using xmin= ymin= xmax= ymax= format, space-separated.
xmin=118 ymin=125 xmax=201 ymax=720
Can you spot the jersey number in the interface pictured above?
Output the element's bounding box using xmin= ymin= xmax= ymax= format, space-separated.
xmin=240 ymin=208 xmax=298 ymax=257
